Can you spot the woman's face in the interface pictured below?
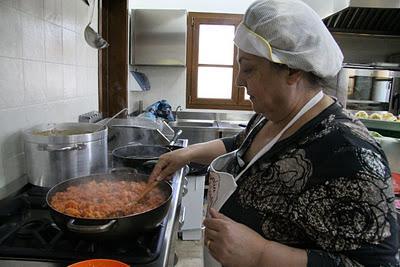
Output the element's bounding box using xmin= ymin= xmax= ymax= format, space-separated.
xmin=236 ymin=50 xmax=297 ymax=121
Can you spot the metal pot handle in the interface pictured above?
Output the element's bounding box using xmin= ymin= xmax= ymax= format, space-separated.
xmin=38 ymin=143 xmax=87 ymax=152
xmin=67 ymin=219 xmax=116 ymax=233
xmin=142 ymin=160 xmax=159 ymax=168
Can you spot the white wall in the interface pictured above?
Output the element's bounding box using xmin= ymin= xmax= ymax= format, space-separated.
xmin=128 ymin=0 xmax=255 ymax=113
xmin=0 ymin=0 xmax=99 ymax=191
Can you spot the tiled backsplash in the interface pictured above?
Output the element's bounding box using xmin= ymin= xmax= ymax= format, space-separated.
xmin=0 ymin=0 xmax=99 ymax=190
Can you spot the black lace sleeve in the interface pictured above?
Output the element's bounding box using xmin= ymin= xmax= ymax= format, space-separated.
xmin=307 ymin=213 xmax=399 ymax=266
xmin=293 ymin=146 xmax=399 ymax=266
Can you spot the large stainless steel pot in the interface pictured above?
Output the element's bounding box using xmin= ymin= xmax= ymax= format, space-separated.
xmin=23 ymin=122 xmax=108 ymax=187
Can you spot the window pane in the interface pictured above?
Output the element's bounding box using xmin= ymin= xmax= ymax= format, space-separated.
xmin=198 ymin=67 xmax=233 ymax=99
xmin=199 ymin=25 xmax=235 ymax=65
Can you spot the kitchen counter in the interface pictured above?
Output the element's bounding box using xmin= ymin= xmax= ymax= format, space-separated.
xmin=168 ymin=119 xmax=246 ymax=144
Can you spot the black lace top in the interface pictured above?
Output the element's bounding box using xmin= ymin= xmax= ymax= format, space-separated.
xmin=220 ymin=102 xmax=399 ymax=266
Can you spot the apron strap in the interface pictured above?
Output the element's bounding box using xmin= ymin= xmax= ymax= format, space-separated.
xmin=235 ymin=91 xmax=324 ymax=181
xmin=236 ymin=117 xmax=267 ymax=168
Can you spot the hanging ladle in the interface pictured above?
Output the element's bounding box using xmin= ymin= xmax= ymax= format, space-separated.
xmin=84 ymin=0 xmax=109 ymax=49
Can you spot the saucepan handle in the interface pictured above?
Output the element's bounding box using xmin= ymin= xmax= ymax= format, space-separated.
xmin=142 ymin=160 xmax=158 ymax=168
xmin=67 ymin=219 xmax=117 ymax=234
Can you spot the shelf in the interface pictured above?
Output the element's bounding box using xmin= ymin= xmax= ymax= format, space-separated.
xmin=347 ymin=99 xmax=388 ymax=104
xmin=343 ymin=63 xmax=400 ymax=71
xmin=360 ymin=119 xmax=400 ymax=138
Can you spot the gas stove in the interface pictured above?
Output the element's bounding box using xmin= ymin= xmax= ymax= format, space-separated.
xmin=0 ymin=164 xmax=186 ymax=267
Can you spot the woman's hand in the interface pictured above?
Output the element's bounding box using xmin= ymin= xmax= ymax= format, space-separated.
xmin=149 ymin=148 xmax=191 ymax=181
xmin=204 ymin=208 xmax=267 ymax=267
xmin=149 ymin=140 xmax=227 ymax=182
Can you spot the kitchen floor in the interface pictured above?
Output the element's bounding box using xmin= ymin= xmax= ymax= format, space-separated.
xmin=175 ymin=199 xmax=206 ymax=267
xmin=175 ymin=238 xmax=204 ymax=267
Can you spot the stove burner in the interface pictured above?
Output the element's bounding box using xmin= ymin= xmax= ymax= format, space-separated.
xmin=0 ymin=196 xmax=29 ymax=219
xmin=7 ymin=218 xmax=63 ymax=248
xmin=17 ymin=219 xmax=47 ymax=238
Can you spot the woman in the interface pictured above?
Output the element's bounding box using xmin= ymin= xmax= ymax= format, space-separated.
xmin=150 ymin=0 xmax=399 ymax=266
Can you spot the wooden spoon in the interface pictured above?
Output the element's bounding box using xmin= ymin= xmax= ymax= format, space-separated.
xmin=133 ymin=180 xmax=160 ymax=204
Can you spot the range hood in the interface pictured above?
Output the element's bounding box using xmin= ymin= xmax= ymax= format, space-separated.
xmin=319 ymin=0 xmax=400 ymax=35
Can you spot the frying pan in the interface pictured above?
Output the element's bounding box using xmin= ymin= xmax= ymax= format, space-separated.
xmin=112 ymin=145 xmax=171 ymax=174
xmin=111 ymin=129 xmax=182 ymax=173
xmin=46 ymin=169 xmax=172 ymax=240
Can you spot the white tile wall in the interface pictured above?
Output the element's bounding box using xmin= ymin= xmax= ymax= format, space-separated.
xmin=76 ymin=0 xmax=89 ymax=28
xmin=62 ymin=0 xmax=76 ymax=31
xmin=45 ymin=62 xmax=64 ymax=101
xmin=0 ymin=57 xmax=24 ymax=109
xmin=23 ymin=60 xmax=46 ymax=105
xmin=0 ymin=0 xmax=14 ymax=8
xmin=76 ymin=66 xmax=87 ymax=97
xmin=0 ymin=5 xmax=22 ymax=58
xmin=62 ymin=28 xmax=76 ymax=65
xmin=129 ymin=66 xmax=187 ymax=111
xmin=21 ymin=13 xmax=45 ymax=61
xmin=45 ymin=22 xmax=63 ymax=63
xmin=16 ymin=0 xmax=44 ymax=18
xmin=44 ymin=0 xmax=62 ymax=26
xmin=63 ymin=64 xmax=77 ymax=98
xmin=0 ymin=0 xmax=99 ymax=193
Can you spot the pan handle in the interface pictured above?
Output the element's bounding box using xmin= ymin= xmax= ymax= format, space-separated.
xmin=67 ymin=219 xmax=116 ymax=233
xmin=142 ymin=160 xmax=159 ymax=168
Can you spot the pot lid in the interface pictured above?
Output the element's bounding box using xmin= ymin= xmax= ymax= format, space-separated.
xmin=23 ymin=122 xmax=108 ymax=144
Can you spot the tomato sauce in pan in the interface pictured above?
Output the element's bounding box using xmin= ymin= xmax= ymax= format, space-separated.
xmin=50 ymin=180 xmax=166 ymax=219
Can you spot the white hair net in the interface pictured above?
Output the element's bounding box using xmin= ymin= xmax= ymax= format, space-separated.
xmin=234 ymin=0 xmax=344 ymax=79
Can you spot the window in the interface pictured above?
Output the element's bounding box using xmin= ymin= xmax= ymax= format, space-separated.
xmin=186 ymin=13 xmax=251 ymax=110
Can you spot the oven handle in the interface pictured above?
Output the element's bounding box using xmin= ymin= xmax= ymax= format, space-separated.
xmin=67 ymin=219 xmax=117 ymax=233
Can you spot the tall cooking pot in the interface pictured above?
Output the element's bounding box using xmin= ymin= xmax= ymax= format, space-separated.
xmin=23 ymin=122 xmax=108 ymax=187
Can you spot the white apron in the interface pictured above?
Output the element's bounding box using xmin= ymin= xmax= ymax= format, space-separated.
xmin=204 ymin=91 xmax=324 ymax=267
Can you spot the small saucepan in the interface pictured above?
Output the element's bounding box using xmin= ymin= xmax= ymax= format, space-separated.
xmin=112 ymin=144 xmax=171 ymax=174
